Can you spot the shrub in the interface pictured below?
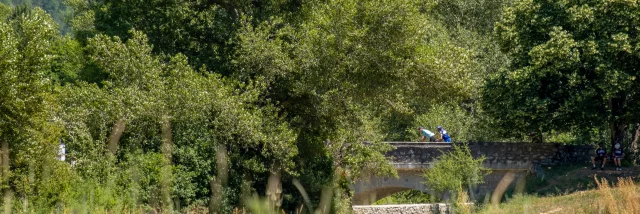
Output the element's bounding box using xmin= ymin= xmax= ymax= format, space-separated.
xmin=423 ymin=144 xmax=489 ymax=196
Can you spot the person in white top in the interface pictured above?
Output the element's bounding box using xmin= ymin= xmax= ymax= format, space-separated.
xmin=57 ymin=141 xmax=66 ymax=161
xmin=418 ymin=126 xmax=437 ymax=142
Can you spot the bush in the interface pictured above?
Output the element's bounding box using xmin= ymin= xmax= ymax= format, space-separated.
xmin=422 ymin=144 xmax=489 ymax=196
xmin=373 ymin=190 xmax=439 ymax=205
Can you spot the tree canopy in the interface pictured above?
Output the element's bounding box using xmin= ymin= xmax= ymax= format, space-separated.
xmin=485 ymin=0 xmax=640 ymax=146
xmin=1 ymin=0 xmax=72 ymax=33
xmin=1 ymin=0 xmax=639 ymax=212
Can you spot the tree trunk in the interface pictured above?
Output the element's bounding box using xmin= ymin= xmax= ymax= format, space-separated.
xmin=160 ymin=116 xmax=173 ymax=161
xmin=1 ymin=140 xmax=8 ymax=183
xmin=630 ymin=123 xmax=640 ymax=164
xmin=538 ymin=132 xmax=543 ymax=144
xmin=610 ymin=123 xmax=627 ymax=149
xmin=610 ymin=95 xmax=628 ymax=148
xmin=1 ymin=140 xmax=11 ymax=214
xmin=209 ymin=145 xmax=228 ymax=214
xmin=491 ymin=172 xmax=516 ymax=206
xmin=266 ymin=167 xmax=282 ymax=211
xmin=107 ymin=119 xmax=126 ymax=155
xmin=631 ymin=123 xmax=640 ymax=151
xmin=159 ymin=116 xmax=173 ymax=212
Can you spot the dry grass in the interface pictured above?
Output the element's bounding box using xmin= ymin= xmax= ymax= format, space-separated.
xmin=454 ymin=189 xmax=473 ymax=214
xmin=609 ymin=177 xmax=640 ymax=214
xmin=480 ymin=176 xmax=639 ymax=214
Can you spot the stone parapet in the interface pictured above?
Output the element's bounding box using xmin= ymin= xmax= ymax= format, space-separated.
xmin=386 ymin=142 xmax=593 ymax=170
xmin=353 ymin=204 xmax=452 ymax=214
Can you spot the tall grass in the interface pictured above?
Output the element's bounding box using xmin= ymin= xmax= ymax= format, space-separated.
xmin=453 ymin=188 xmax=472 ymax=214
xmin=615 ymin=178 xmax=639 ymax=213
xmin=481 ymin=176 xmax=639 ymax=214
xmin=594 ymin=177 xmax=640 ymax=214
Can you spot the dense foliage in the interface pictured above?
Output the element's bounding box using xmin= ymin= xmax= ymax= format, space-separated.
xmin=1 ymin=0 xmax=71 ymax=33
xmin=485 ymin=0 xmax=640 ymax=147
xmin=373 ymin=190 xmax=439 ymax=205
xmin=0 ymin=0 xmax=639 ymax=212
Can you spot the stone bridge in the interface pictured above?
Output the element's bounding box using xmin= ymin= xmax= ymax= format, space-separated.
xmin=352 ymin=142 xmax=593 ymax=205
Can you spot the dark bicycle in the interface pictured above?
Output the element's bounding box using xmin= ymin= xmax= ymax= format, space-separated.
xmin=553 ymin=146 xmax=577 ymax=164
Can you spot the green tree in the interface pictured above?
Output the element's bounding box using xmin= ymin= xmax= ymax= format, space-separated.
xmin=2 ymin=0 xmax=72 ymax=33
xmin=423 ymin=0 xmax=513 ymax=35
xmin=48 ymin=36 xmax=84 ymax=85
xmin=411 ymin=104 xmax=481 ymax=142
xmin=0 ymin=6 xmax=79 ymax=212
xmin=231 ymin=0 xmax=490 ymax=208
xmin=422 ymin=144 xmax=489 ymax=195
xmin=54 ymin=0 xmax=524 ymax=211
xmin=411 ymin=0 xmax=512 ymax=143
xmin=68 ymin=0 xmax=305 ymax=73
xmin=0 ymin=3 xmax=10 ymax=17
xmin=486 ymin=0 xmax=640 ymax=147
xmin=57 ymin=29 xmax=300 ymax=212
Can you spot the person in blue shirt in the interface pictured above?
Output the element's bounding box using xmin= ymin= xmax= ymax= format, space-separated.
xmin=591 ymin=144 xmax=606 ymax=170
xmin=418 ymin=126 xmax=436 ymax=142
xmin=613 ymin=143 xmax=624 ymax=171
xmin=437 ymin=126 xmax=451 ymax=142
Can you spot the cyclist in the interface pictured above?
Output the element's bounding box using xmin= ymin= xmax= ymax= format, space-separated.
xmin=418 ymin=126 xmax=437 ymax=142
xmin=437 ymin=126 xmax=451 ymax=142
xmin=529 ymin=131 xmax=542 ymax=144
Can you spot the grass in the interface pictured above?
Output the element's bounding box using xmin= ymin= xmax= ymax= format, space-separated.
xmin=480 ymin=177 xmax=639 ymax=214
xmin=524 ymin=165 xmax=596 ymax=196
xmin=523 ymin=165 xmax=640 ymax=197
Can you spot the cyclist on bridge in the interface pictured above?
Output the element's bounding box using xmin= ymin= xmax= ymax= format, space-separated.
xmin=418 ymin=126 xmax=437 ymax=142
xmin=437 ymin=126 xmax=451 ymax=142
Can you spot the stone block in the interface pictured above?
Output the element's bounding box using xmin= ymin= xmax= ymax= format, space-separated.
xmin=353 ymin=204 xmax=454 ymax=214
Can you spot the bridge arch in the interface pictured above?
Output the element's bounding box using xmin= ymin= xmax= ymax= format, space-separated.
xmin=352 ymin=169 xmax=427 ymax=205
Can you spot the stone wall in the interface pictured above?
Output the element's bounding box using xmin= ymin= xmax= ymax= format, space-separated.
xmin=387 ymin=142 xmax=593 ymax=170
xmin=353 ymin=204 xmax=452 ymax=214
